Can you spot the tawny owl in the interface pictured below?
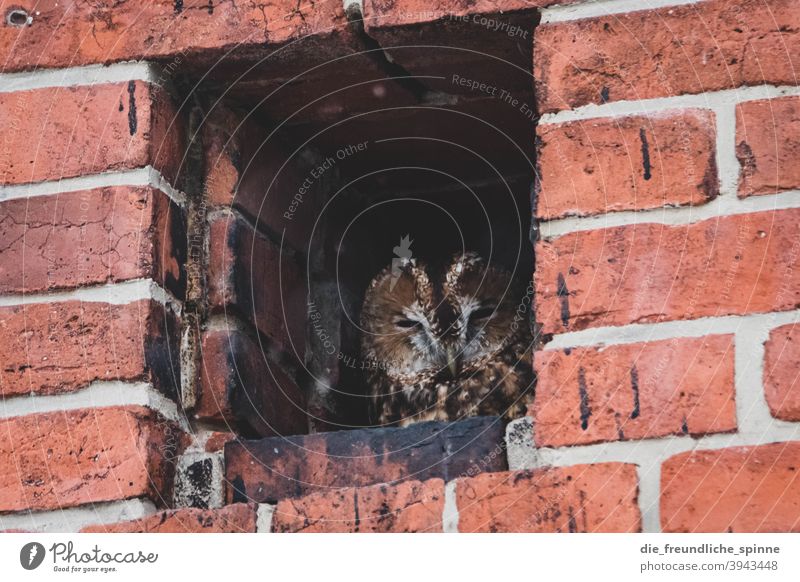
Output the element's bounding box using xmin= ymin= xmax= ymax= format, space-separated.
xmin=360 ymin=252 xmax=535 ymax=426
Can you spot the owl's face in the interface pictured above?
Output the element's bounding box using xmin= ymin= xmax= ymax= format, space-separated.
xmin=360 ymin=252 xmax=524 ymax=382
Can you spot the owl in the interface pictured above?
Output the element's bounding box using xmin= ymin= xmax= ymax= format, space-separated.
xmin=360 ymin=252 xmax=535 ymax=427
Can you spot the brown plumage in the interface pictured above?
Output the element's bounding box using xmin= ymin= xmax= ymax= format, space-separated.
xmin=360 ymin=252 xmax=535 ymax=426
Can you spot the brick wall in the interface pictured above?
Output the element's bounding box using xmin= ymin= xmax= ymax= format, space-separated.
xmin=0 ymin=63 xmax=189 ymax=532
xmin=523 ymin=0 xmax=800 ymax=534
xmin=0 ymin=0 xmax=798 ymax=534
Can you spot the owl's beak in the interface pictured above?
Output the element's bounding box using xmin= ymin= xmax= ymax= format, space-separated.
xmin=446 ymin=347 xmax=460 ymax=377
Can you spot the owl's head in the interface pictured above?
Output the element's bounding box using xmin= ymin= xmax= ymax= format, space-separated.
xmin=360 ymin=252 xmax=527 ymax=382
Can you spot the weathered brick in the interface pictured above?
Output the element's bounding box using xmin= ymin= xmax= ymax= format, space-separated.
xmin=81 ymin=503 xmax=257 ymax=533
xmin=207 ymin=214 xmax=306 ymax=354
xmin=535 ymin=0 xmax=800 ymax=113
xmin=272 ymin=479 xmax=444 ymax=532
xmin=537 ymin=110 xmax=718 ymax=219
xmin=737 ymin=96 xmax=800 ymax=197
xmin=225 ymin=416 xmax=506 ymax=503
xmin=197 ymin=328 xmax=307 ymax=436
xmin=0 ymin=300 xmax=180 ymax=399
xmin=0 ymin=187 xmax=185 ymax=296
xmin=456 ymin=464 xmax=641 ymax=532
xmin=0 ymin=406 xmax=181 ymax=513
xmin=0 ymin=82 xmax=182 ymax=185
xmin=536 ymin=209 xmax=800 ymax=334
xmin=364 ymin=0 xmax=567 ymax=26
xmin=764 ymin=323 xmax=800 ymax=422
xmin=661 ymin=443 xmax=800 ymax=532
xmin=533 ymin=335 xmax=736 ymax=447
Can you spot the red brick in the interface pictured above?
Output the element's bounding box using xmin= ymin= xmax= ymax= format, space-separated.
xmin=535 ymin=0 xmax=800 ymax=113
xmin=1 ymin=2 xmax=417 ymax=129
xmin=202 ymin=106 xmax=324 ymax=253
xmin=81 ymin=503 xmax=257 ymax=533
xmin=764 ymin=323 xmax=800 ymax=421
xmin=272 ymin=479 xmax=444 ymax=533
xmin=207 ymin=214 xmax=306 ymax=354
xmin=737 ymin=96 xmax=800 ymax=197
xmin=0 ymin=187 xmax=185 ymax=296
xmin=197 ymin=329 xmax=307 ymax=436
xmin=0 ymin=1 xmax=347 ymax=72
xmin=0 ymin=82 xmax=182 ymax=185
xmin=0 ymin=300 xmax=180 ymax=399
xmin=536 ymin=209 xmax=800 ymax=334
xmin=661 ymin=443 xmax=800 ymax=532
xmin=533 ymin=335 xmax=736 ymax=447
xmin=456 ymin=464 xmax=640 ymax=532
xmin=0 ymin=406 xmax=181 ymax=513
xmin=537 ymin=110 xmax=718 ymax=219
xmin=225 ymin=416 xmax=505 ymax=504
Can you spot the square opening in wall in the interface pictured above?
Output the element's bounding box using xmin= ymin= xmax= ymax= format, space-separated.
xmin=189 ymin=7 xmax=541 ymax=437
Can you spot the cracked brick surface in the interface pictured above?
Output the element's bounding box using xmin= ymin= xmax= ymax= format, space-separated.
xmin=0 ymin=186 xmax=185 ymax=296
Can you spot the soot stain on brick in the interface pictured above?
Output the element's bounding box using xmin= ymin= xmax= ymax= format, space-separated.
xmin=378 ymin=499 xmax=391 ymax=522
xmin=615 ymin=412 xmax=625 ymax=440
xmin=174 ymin=0 xmax=184 ymax=14
xmin=578 ymin=367 xmax=591 ymax=430
xmin=600 ymin=87 xmax=610 ymax=103
xmin=556 ymin=273 xmax=570 ymax=328
xmin=701 ymin=154 xmax=720 ymax=200
xmin=681 ymin=417 xmax=689 ymax=435
xmin=127 ymin=81 xmax=137 ymax=136
xmin=630 ymin=365 xmax=641 ymax=419
xmin=143 ymin=309 xmax=180 ymax=400
xmin=230 ymin=475 xmax=247 ymax=503
xmin=207 ymin=0 xmax=214 ymax=14
xmin=639 ymin=128 xmax=652 ymax=180
xmin=578 ymin=490 xmax=588 ymax=531
xmin=353 ymin=490 xmax=361 ymax=532
xmin=567 ymin=506 xmax=577 ymax=532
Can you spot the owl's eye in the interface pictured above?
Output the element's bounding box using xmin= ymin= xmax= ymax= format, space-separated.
xmin=470 ymin=306 xmax=496 ymax=322
xmin=395 ymin=318 xmax=421 ymax=329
